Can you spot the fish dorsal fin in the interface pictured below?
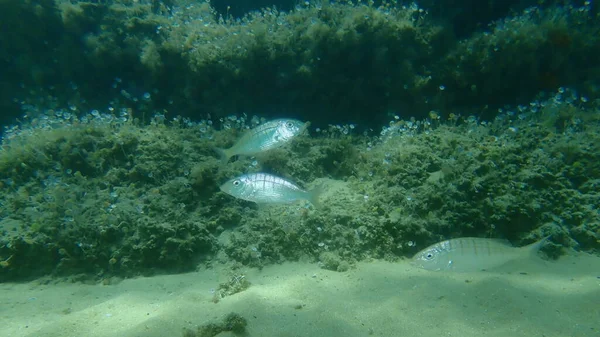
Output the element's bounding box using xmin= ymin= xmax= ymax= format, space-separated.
xmin=487 ymin=238 xmax=512 ymax=246
xmin=458 ymin=237 xmax=512 ymax=246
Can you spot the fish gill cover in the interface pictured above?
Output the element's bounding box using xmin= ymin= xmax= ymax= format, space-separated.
xmin=0 ymin=0 xmax=599 ymax=282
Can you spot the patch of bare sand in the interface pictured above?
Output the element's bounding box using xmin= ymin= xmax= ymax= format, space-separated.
xmin=1 ymin=252 xmax=598 ymax=337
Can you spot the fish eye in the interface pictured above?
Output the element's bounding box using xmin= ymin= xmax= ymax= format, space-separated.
xmin=232 ymin=180 xmax=241 ymax=186
xmin=425 ymin=252 xmax=434 ymax=260
xmin=286 ymin=122 xmax=293 ymax=128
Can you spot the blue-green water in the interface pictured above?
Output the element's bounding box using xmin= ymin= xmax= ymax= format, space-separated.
xmin=0 ymin=1 xmax=599 ymax=336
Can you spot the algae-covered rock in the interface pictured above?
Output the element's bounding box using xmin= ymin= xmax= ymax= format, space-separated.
xmin=319 ymin=252 xmax=350 ymax=272
xmin=0 ymin=117 xmax=222 ymax=281
xmin=1 ymin=1 xmax=600 ymax=283
xmin=3 ymin=1 xmax=600 ymax=131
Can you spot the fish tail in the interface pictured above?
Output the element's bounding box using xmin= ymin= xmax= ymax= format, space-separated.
xmin=307 ymin=184 xmax=325 ymax=209
xmin=522 ymin=235 xmax=551 ymax=257
xmin=213 ymin=147 xmax=231 ymax=164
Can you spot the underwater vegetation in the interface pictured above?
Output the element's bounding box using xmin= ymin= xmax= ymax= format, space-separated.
xmin=0 ymin=87 xmax=599 ymax=282
xmin=0 ymin=0 xmax=598 ymax=130
xmin=0 ymin=1 xmax=599 ymax=282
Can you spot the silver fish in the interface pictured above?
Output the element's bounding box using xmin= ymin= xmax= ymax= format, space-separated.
xmin=220 ymin=173 xmax=322 ymax=207
xmin=215 ymin=119 xmax=308 ymax=163
xmin=411 ymin=236 xmax=549 ymax=272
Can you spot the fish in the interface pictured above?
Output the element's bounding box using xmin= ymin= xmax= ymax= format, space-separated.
xmin=411 ymin=236 xmax=549 ymax=272
xmin=219 ymin=173 xmax=322 ymax=208
xmin=215 ymin=119 xmax=308 ymax=163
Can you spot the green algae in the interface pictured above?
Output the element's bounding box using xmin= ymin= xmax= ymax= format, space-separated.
xmin=1 ymin=93 xmax=599 ymax=282
xmin=3 ymin=1 xmax=598 ymax=129
xmin=0 ymin=1 xmax=599 ymax=282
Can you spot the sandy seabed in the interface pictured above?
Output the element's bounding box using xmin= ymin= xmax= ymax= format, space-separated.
xmin=1 ymin=252 xmax=598 ymax=337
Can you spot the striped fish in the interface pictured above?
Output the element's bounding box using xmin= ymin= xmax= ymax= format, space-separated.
xmin=215 ymin=119 xmax=308 ymax=163
xmin=219 ymin=173 xmax=322 ymax=208
xmin=411 ymin=236 xmax=549 ymax=272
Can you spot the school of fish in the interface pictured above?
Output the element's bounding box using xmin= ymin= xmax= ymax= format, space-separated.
xmin=217 ymin=118 xmax=319 ymax=207
xmin=216 ymin=117 xmax=550 ymax=273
